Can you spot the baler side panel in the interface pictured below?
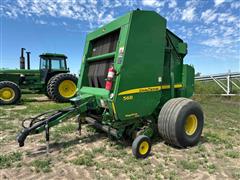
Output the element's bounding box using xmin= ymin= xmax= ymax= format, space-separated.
xmin=166 ymin=30 xmax=183 ymax=85
xmin=160 ymin=30 xmax=185 ymax=105
xmin=180 ymin=64 xmax=194 ymax=97
xmin=114 ymin=11 xmax=167 ymax=120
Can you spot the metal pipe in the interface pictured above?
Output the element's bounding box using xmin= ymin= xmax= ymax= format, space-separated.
xmin=20 ymin=48 xmax=26 ymax=69
xmin=195 ymin=72 xmax=240 ymax=81
xmin=26 ymin=52 xmax=31 ymax=70
xmin=210 ymin=76 xmax=228 ymax=94
xmin=227 ymin=75 xmax=230 ymax=95
xmin=87 ymin=52 xmax=115 ymax=61
xmin=230 ymin=79 xmax=240 ymax=89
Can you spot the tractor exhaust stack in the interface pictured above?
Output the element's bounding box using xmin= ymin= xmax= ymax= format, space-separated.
xmin=26 ymin=51 xmax=31 ymax=70
xmin=20 ymin=48 xmax=26 ymax=69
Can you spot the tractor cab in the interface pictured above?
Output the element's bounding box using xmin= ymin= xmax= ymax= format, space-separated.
xmin=39 ymin=53 xmax=69 ymax=83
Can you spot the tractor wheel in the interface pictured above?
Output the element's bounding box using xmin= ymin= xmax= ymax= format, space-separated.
xmin=132 ymin=135 xmax=152 ymax=158
xmin=0 ymin=81 xmax=21 ymax=105
xmin=46 ymin=76 xmax=57 ymax=99
xmin=48 ymin=73 xmax=78 ymax=102
xmin=158 ymin=98 xmax=204 ymax=147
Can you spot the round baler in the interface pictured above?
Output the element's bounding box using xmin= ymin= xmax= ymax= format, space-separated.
xmin=17 ymin=10 xmax=204 ymax=158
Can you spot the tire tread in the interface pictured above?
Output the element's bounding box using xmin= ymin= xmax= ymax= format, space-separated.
xmin=48 ymin=73 xmax=77 ymax=102
xmin=158 ymin=98 xmax=198 ymax=147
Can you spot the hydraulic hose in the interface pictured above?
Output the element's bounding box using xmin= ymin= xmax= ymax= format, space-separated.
xmin=17 ymin=111 xmax=64 ymax=147
xmin=17 ymin=106 xmax=75 ymax=147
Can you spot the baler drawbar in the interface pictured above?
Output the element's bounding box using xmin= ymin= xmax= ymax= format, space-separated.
xmin=17 ymin=95 xmax=93 ymax=149
xmin=17 ymin=107 xmax=77 ymax=148
xmin=17 ymin=10 xmax=204 ymax=158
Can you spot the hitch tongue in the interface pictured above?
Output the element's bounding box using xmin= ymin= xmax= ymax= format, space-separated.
xmin=16 ymin=109 xmax=69 ymax=148
xmin=17 ymin=128 xmax=30 ymax=147
xmin=17 ymin=123 xmax=51 ymax=155
xmin=16 ymin=99 xmax=91 ymax=152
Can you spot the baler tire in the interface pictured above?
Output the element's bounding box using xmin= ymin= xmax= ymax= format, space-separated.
xmin=158 ymin=98 xmax=204 ymax=148
xmin=48 ymin=73 xmax=78 ymax=102
xmin=132 ymin=135 xmax=151 ymax=158
xmin=0 ymin=81 xmax=21 ymax=105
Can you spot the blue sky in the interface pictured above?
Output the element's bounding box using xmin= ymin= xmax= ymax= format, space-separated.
xmin=0 ymin=0 xmax=239 ymax=75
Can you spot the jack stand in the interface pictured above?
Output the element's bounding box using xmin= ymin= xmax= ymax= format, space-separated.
xmin=77 ymin=115 xmax=82 ymax=135
xmin=45 ymin=123 xmax=50 ymax=155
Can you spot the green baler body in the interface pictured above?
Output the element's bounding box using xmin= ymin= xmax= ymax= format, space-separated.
xmin=16 ymin=10 xmax=196 ymax=147
xmin=77 ymin=10 xmax=194 ymax=133
xmin=77 ymin=10 xmax=194 ymax=127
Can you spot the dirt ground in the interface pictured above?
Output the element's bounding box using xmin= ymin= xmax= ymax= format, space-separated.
xmin=0 ymin=94 xmax=240 ymax=180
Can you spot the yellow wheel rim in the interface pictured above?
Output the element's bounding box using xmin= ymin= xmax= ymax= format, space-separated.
xmin=139 ymin=141 xmax=149 ymax=155
xmin=0 ymin=87 xmax=15 ymax=101
xmin=58 ymin=80 xmax=77 ymax=98
xmin=185 ymin=114 xmax=198 ymax=136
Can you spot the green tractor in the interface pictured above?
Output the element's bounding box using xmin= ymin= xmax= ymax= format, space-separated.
xmin=17 ymin=10 xmax=204 ymax=158
xmin=0 ymin=48 xmax=78 ymax=105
